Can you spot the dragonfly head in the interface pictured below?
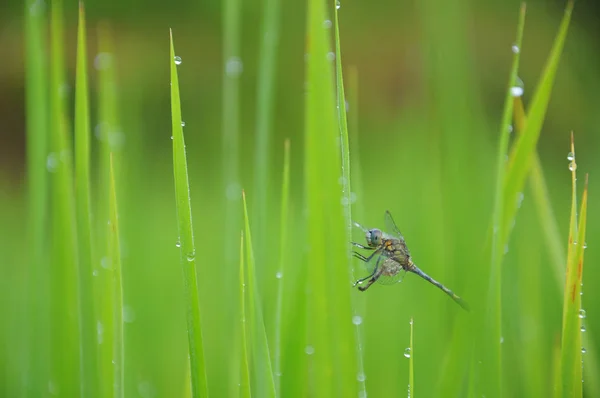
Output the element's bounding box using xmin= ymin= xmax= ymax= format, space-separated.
xmin=366 ymin=228 xmax=383 ymax=247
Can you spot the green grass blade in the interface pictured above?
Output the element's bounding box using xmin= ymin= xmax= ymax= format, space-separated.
xmin=24 ymin=0 xmax=50 ymax=393
xmin=108 ymin=154 xmax=124 ymax=398
xmin=242 ymin=190 xmax=276 ymax=398
xmin=483 ymin=4 xmax=526 ymax=397
xmin=409 ymin=318 xmax=414 ymax=398
xmin=559 ymin=138 xmax=588 ymax=398
xmin=305 ymin=0 xmax=356 ymax=395
xmin=274 ymin=139 xmax=290 ymax=397
xmin=253 ymin=0 xmax=281 ymax=252
xmin=49 ymin=0 xmax=80 ymax=394
xmin=222 ymin=0 xmax=242 ymax=267
xmin=74 ymin=4 xmax=98 ymax=395
xmin=239 ymin=231 xmax=251 ymax=398
xmin=502 ymin=0 xmax=573 ymax=238
xmin=169 ymin=29 xmax=209 ymax=398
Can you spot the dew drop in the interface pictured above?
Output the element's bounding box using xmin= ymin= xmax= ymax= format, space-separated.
xmin=174 ymin=56 xmax=182 ymax=65
xmin=93 ymin=269 xmax=99 ymax=277
xmin=511 ymin=44 xmax=520 ymax=54
xmin=181 ymin=121 xmax=185 ymax=127
xmin=583 ymin=242 xmax=588 ymax=249
xmin=123 ymin=305 xmax=136 ymax=323
xmin=327 ymin=52 xmax=336 ymax=62
xmin=356 ymin=372 xmax=366 ymax=382
xmin=352 ymin=315 xmax=363 ymax=325
xmin=569 ymin=161 xmax=577 ymax=172
xmin=186 ymin=251 xmax=196 ymax=261
xmin=101 ymin=257 xmax=111 ymax=270
xmin=305 ymin=345 xmax=315 ymax=355
xmin=335 ymin=0 xmax=340 ymax=9
xmin=507 ymin=124 xmax=513 ymax=134
xmin=579 ymin=309 xmax=586 ymax=319
xmin=567 ymin=151 xmax=575 ymax=161
xmin=510 ymin=76 xmax=524 ymax=97
xmin=46 ymin=153 xmax=59 ymax=173
xmin=403 ymin=347 xmax=411 ymax=358
xmin=94 ymin=52 xmax=113 ymax=71
xmin=581 ymin=325 xmax=586 ymax=332
xmin=582 ymin=347 xmax=587 ymax=354
xmin=97 ymin=321 xmax=104 ymax=344
xmin=276 ymin=271 xmax=283 ymax=279
xmin=175 ymin=239 xmax=181 ymax=248
xmin=323 ymin=19 xmax=332 ymax=29
xmin=225 ymin=56 xmax=244 ymax=77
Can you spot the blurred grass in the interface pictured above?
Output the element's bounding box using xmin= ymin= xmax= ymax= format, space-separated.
xmin=242 ymin=191 xmax=276 ymax=397
xmin=6 ymin=0 xmax=600 ymax=397
xmin=74 ymin=4 xmax=98 ymax=395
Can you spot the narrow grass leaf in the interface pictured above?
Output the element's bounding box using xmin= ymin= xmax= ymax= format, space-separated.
xmin=409 ymin=318 xmax=414 ymax=398
xmin=169 ymin=29 xmax=209 ymax=398
xmin=514 ymin=97 xmax=600 ymax=398
xmin=107 ymin=154 xmax=125 ymax=398
xmin=305 ymin=0 xmax=357 ymax=396
xmin=24 ymin=0 xmax=50 ymax=392
xmin=502 ymin=0 xmax=574 ymax=239
xmin=253 ymin=0 xmax=281 ymax=251
xmin=49 ymin=0 xmax=80 ymax=394
xmin=484 ymin=5 xmax=526 ymax=397
xmin=239 ymin=231 xmax=251 ymax=398
xmin=559 ymin=136 xmax=588 ymax=397
xmin=274 ymin=139 xmax=290 ymax=397
xmin=242 ymin=190 xmax=276 ymax=398
xmin=74 ymin=4 xmax=98 ymax=395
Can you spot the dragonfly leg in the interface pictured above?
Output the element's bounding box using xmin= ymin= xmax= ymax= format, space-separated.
xmin=351 ymin=242 xmax=375 ymax=250
xmin=352 ymin=252 xmax=369 ymax=262
xmin=354 ymin=256 xmax=382 ymax=289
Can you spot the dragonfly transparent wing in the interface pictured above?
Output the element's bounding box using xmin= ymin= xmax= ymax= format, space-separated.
xmin=384 ymin=211 xmax=410 ymax=256
xmin=376 ymin=257 xmax=407 ymax=285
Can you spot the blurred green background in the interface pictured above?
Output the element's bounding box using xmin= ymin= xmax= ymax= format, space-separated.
xmin=2 ymin=0 xmax=600 ymax=396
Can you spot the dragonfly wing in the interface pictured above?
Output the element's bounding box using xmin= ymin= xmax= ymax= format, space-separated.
xmin=384 ymin=210 xmax=410 ymax=255
xmin=376 ymin=257 xmax=406 ymax=285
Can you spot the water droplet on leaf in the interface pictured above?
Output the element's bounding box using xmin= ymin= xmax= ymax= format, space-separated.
xmin=404 ymin=347 xmax=411 ymax=358
xmin=174 ymin=56 xmax=182 ymax=65
xmin=579 ymin=309 xmax=586 ymax=319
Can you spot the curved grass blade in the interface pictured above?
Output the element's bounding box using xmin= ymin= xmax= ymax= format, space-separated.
xmin=49 ymin=0 xmax=80 ymax=394
xmin=242 ymin=190 xmax=276 ymax=398
xmin=273 ymin=139 xmax=290 ymax=397
xmin=108 ymin=154 xmax=124 ymax=398
xmin=483 ymin=4 xmax=526 ymax=397
xmin=239 ymin=231 xmax=251 ymax=398
xmin=558 ymin=136 xmax=588 ymax=398
xmin=514 ymin=96 xmax=600 ymax=398
xmin=74 ymin=4 xmax=99 ymax=395
xmin=169 ymin=29 xmax=209 ymax=398
xmin=24 ymin=0 xmax=50 ymax=391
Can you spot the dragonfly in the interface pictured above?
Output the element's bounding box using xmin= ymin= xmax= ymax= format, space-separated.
xmin=352 ymin=210 xmax=470 ymax=311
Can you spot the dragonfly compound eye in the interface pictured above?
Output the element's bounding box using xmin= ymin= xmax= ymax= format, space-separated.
xmin=367 ymin=229 xmax=382 ymax=246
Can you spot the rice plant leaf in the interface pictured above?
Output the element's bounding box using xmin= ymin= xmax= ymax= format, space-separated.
xmin=24 ymin=0 xmax=50 ymax=392
xmin=484 ymin=4 xmax=526 ymax=397
xmin=242 ymin=190 xmax=276 ymax=398
xmin=273 ymin=139 xmax=290 ymax=397
xmin=107 ymin=153 xmax=125 ymax=398
xmin=253 ymin=0 xmax=281 ymax=252
xmin=502 ymin=0 xmax=573 ymax=241
xmin=239 ymin=231 xmax=251 ymax=398
xmin=559 ymin=136 xmax=588 ymax=398
xmin=409 ymin=318 xmax=414 ymax=398
xmin=49 ymin=0 xmax=80 ymax=394
xmin=74 ymin=4 xmax=99 ymax=395
xmin=169 ymin=29 xmax=209 ymax=398
xmin=305 ymin=0 xmax=356 ymax=395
